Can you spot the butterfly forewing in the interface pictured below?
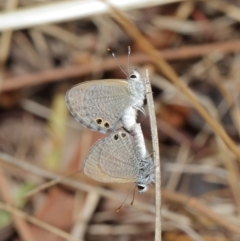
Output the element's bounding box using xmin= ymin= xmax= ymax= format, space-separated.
xmin=99 ymin=130 xmax=140 ymax=179
xmin=66 ymin=80 xmax=132 ymax=134
xmin=82 ymin=134 xmax=136 ymax=183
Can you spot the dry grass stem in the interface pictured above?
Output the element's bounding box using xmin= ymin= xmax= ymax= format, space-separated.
xmin=0 ymin=201 xmax=82 ymax=241
xmin=2 ymin=40 xmax=240 ymax=92
xmin=205 ymin=0 xmax=240 ymax=22
xmin=165 ymin=144 xmax=191 ymax=191
xmin=1 ymin=152 xmax=240 ymax=234
xmin=70 ymin=192 xmax=100 ymax=240
xmin=162 ymin=190 xmax=240 ymax=235
xmin=0 ymin=0 xmax=184 ymax=31
xmin=0 ymin=151 xmax=156 ymax=214
xmin=0 ymin=167 xmax=35 ymax=241
xmin=0 ymin=0 xmax=18 ymax=91
xmin=145 ymin=70 xmax=161 ymax=241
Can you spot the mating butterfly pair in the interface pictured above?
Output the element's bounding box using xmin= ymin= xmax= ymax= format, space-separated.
xmin=66 ymin=67 xmax=154 ymax=193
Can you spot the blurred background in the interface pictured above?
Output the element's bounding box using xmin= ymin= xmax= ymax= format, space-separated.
xmin=0 ymin=0 xmax=240 ymax=240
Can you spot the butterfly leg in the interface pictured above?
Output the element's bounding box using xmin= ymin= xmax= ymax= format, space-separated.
xmin=134 ymin=106 xmax=146 ymax=115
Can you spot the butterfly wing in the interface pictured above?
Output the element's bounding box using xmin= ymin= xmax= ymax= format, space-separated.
xmin=82 ymin=134 xmax=135 ymax=183
xmin=99 ymin=130 xmax=140 ymax=179
xmin=66 ymin=80 xmax=132 ymax=133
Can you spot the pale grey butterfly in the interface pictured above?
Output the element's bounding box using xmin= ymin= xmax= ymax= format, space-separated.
xmin=82 ymin=124 xmax=154 ymax=193
xmin=65 ymin=47 xmax=145 ymax=134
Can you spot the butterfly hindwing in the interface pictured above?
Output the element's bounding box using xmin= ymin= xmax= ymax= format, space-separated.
xmin=99 ymin=130 xmax=140 ymax=179
xmin=66 ymin=80 xmax=132 ymax=134
xmin=82 ymin=132 xmax=136 ymax=183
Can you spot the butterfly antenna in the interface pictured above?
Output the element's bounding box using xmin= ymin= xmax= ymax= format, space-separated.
xmin=107 ymin=48 xmax=127 ymax=77
xmin=130 ymin=185 xmax=137 ymax=205
xmin=127 ymin=46 xmax=131 ymax=76
xmin=116 ymin=184 xmax=136 ymax=213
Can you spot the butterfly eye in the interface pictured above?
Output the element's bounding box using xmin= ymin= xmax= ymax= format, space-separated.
xmin=130 ymin=74 xmax=137 ymax=79
xmin=95 ymin=118 xmax=103 ymax=125
xmin=104 ymin=122 xmax=110 ymax=128
xmin=137 ymin=184 xmax=147 ymax=193
xmin=114 ymin=134 xmax=119 ymax=140
xmin=121 ymin=133 xmax=126 ymax=138
xmin=138 ymin=185 xmax=145 ymax=190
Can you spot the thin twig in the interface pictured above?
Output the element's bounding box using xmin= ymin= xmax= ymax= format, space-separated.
xmin=165 ymin=144 xmax=190 ymax=191
xmin=204 ymin=56 xmax=240 ymax=214
xmin=0 ymin=0 xmax=18 ymax=91
xmin=2 ymin=40 xmax=240 ymax=92
xmin=69 ymin=192 xmax=100 ymax=240
xmin=1 ymin=151 xmax=240 ymax=234
xmin=0 ymin=167 xmax=35 ymax=241
xmin=23 ymin=170 xmax=80 ymax=198
xmin=0 ymin=0 xmax=183 ymax=31
xmin=0 ymin=1 xmax=36 ymax=240
xmin=205 ymin=0 xmax=240 ymax=23
xmin=0 ymin=151 xmax=155 ymax=214
xmin=0 ymin=201 xmax=82 ymax=241
xmin=145 ymin=69 xmax=161 ymax=241
xmin=162 ymin=190 xmax=240 ymax=235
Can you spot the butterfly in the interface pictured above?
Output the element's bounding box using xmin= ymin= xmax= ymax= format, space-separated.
xmin=82 ymin=127 xmax=154 ymax=193
xmin=65 ymin=69 xmax=145 ymax=134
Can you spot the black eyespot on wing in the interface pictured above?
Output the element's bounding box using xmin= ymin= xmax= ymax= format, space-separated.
xmin=104 ymin=122 xmax=110 ymax=128
xmin=121 ymin=133 xmax=126 ymax=138
xmin=95 ymin=118 xmax=102 ymax=125
xmin=114 ymin=134 xmax=119 ymax=140
xmin=130 ymin=74 xmax=137 ymax=79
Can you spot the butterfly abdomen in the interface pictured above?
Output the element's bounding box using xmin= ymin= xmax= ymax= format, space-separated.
xmin=121 ymin=106 xmax=137 ymax=132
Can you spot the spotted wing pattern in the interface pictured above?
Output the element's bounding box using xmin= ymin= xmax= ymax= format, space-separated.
xmin=65 ymin=80 xmax=132 ymax=133
xmin=99 ymin=130 xmax=141 ymax=179
xmin=82 ymin=133 xmax=136 ymax=183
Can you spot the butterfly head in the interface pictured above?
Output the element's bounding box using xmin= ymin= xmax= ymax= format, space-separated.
xmin=137 ymin=156 xmax=155 ymax=194
xmin=128 ymin=69 xmax=141 ymax=82
xmin=137 ymin=171 xmax=155 ymax=193
xmin=127 ymin=68 xmax=145 ymax=101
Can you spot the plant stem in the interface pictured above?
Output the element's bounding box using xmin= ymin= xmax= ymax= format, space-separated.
xmin=145 ymin=69 xmax=161 ymax=241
